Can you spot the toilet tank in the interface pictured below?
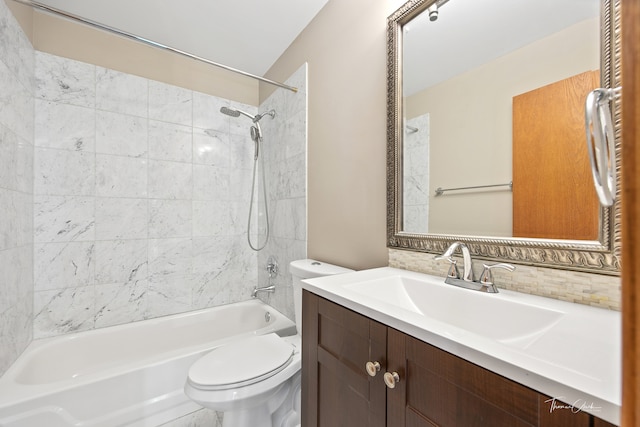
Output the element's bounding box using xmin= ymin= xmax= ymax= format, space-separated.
xmin=290 ymin=259 xmax=354 ymax=334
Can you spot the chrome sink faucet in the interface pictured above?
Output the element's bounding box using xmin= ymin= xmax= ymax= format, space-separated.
xmin=435 ymin=241 xmax=474 ymax=282
xmin=435 ymin=242 xmax=515 ymax=293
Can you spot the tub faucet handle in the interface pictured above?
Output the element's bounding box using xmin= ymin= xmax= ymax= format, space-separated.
xmin=266 ymin=256 xmax=278 ymax=278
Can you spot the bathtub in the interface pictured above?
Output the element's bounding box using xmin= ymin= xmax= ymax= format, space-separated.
xmin=0 ymin=300 xmax=296 ymax=427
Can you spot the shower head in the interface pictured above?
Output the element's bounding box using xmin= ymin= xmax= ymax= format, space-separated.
xmin=221 ymin=106 xmax=257 ymax=121
xmin=220 ymin=106 xmax=276 ymax=123
xmin=220 ymin=106 xmax=241 ymax=118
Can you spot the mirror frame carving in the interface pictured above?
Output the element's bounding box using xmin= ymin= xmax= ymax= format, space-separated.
xmin=387 ymin=0 xmax=622 ymax=275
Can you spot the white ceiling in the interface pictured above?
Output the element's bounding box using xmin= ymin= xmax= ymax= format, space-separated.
xmin=33 ymin=0 xmax=330 ymax=77
xmin=403 ymin=0 xmax=599 ymax=95
xmin=31 ymin=0 xmax=599 ymax=93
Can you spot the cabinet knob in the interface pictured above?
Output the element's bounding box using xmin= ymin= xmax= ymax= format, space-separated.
xmin=365 ymin=361 xmax=381 ymax=377
xmin=383 ymin=371 xmax=401 ymax=389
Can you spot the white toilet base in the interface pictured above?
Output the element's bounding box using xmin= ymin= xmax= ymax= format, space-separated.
xmin=222 ymin=407 xmax=272 ymax=427
xmin=217 ymin=371 xmax=300 ymax=427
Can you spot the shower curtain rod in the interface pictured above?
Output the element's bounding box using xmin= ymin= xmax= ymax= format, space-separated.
xmin=10 ymin=0 xmax=299 ymax=93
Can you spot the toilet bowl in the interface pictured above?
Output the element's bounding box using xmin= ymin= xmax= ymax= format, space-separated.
xmin=185 ymin=334 xmax=302 ymax=427
xmin=184 ymin=259 xmax=354 ymax=427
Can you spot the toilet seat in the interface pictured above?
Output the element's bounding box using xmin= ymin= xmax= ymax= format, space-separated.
xmin=187 ymin=333 xmax=294 ymax=390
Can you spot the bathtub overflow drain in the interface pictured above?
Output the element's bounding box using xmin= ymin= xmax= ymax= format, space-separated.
xmin=265 ymin=311 xmax=271 ymax=323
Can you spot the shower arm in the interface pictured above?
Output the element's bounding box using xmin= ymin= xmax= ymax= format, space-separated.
xmin=9 ymin=0 xmax=298 ymax=93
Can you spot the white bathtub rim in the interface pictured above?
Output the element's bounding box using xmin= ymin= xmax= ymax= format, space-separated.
xmin=0 ymin=299 xmax=296 ymax=408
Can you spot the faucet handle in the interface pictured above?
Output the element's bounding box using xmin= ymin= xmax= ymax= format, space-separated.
xmin=434 ymin=255 xmax=460 ymax=279
xmin=479 ymin=263 xmax=515 ymax=285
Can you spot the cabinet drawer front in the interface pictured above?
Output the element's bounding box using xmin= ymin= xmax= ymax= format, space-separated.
xmin=407 ymin=361 xmax=534 ymax=426
xmin=406 ymin=334 xmax=539 ymax=424
xmin=406 ymin=407 xmax=439 ymax=427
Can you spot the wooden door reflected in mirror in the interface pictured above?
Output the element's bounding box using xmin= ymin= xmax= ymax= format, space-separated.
xmin=512 ymin=71 xmax=600 ymax=241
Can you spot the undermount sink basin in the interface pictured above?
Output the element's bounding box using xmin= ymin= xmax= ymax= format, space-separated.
xmin=344 ymin=275 xmax=565 ymax=348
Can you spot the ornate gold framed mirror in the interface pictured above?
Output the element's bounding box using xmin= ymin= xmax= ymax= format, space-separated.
xmin=387 ymin=0 xmax=621 ymax=274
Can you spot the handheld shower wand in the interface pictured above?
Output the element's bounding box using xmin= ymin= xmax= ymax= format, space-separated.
xmin=220 ymin=106 xmax=275 ymax=158
xmin=219 ymin=106 xmax=276 ymax=251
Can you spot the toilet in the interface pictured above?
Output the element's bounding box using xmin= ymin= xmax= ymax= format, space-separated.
xmin=184 ymin=259 xmax=354 ymax=427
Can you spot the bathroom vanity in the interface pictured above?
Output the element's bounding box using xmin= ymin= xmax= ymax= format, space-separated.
xmin=300 ymin=268 xmax=620 ymax=427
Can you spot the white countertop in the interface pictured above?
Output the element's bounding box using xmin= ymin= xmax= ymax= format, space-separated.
xmin=302 ymin=267 xmax=621 ymax=425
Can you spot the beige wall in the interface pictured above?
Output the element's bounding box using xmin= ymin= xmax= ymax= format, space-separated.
xmin=6 ymin=0 xmax=398 ymax=271
xmin=3 ymin=0 xmax=621 ymax=301
xmin=5 ymin=0 xmax=32 ymax=39
xmin=265 ymin=2 xmax=620 ymax=311
xmin=263 ymin=0 xmax=406 ymax=270
xmin=406 ymin=19 xmax=599 ymax=237
xmin=30 ymin=9 xmax=258 ymax=105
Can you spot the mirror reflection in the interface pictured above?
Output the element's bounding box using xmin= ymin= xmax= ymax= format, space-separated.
xmin=402 ymin=0 xmax=601 ymax=240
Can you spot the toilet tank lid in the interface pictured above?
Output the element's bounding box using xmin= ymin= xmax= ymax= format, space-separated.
xmin=290 ymin=259 xmax=354 ymax=279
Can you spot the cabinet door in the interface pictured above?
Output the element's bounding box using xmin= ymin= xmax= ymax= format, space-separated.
xmin=387 ymin=327 xmax=540 ymax=427
xmin=387 ymin=329 xmax=592 ymax=427
xmin=593 ymin=418 xmax=618 ymax=427
xmin=302 ymin=291 xmax=387 ymax=427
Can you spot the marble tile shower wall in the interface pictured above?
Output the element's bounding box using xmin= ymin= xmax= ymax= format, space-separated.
xmin=403 ymin=113 xmax=430 ymax=233
xmin=33 ymin=51 xmax=261 ymax=338
xmin=0 ymin=0 xmax=35 ymax=375
xmin=257 ymin=64 xmax=308 ymax=320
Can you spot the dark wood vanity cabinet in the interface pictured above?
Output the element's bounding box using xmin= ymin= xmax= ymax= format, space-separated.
xmin=301 ymin=289 xmax=387 ymax=427
xmin=302 ymin=291 xmax=617 ymax=427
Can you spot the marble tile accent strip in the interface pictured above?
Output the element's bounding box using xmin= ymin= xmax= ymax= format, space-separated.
xmin=388 ymin=248 xmax=621 ymax=310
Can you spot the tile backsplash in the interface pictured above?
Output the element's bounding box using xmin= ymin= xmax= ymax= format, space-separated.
xmin=389 ymin=248 xmax=621 ymax=310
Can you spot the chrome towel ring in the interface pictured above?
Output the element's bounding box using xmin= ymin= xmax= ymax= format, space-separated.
xmin=585 ymin=86 xmax=621 ymax=207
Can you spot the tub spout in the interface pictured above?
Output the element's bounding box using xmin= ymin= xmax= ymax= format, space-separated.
xmin=251 ymin=285 xmax=275 ymax=298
